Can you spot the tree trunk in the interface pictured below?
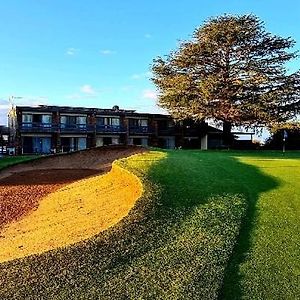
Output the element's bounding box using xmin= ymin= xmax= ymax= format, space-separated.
xmin=223 ymin=121 xmax=233 ymax=147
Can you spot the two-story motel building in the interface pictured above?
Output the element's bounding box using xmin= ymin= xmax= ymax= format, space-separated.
xmin=8 ymin=105 xmax=224 ymax=154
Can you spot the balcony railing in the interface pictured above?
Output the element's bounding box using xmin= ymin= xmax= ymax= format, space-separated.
xmin=59 ymin=123 xmax=94 ymax=132
xmin=129 ymin=126 xmax=154 ymax=135
xmin=20 ymin=122 xmax=96 ymax=133
xmin=19 ymin=123 xmax=157 ymax=135
xmin=96 ymin=125 xmax=126 ymax=133
xmin=20 ymin=122 xmax=58 ymax=132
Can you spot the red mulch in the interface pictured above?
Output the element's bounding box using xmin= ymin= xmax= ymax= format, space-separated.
xmin=0 ymin=146 xmax=146 ymax=230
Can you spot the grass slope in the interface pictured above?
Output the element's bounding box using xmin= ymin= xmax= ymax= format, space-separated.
xmin=0 ymin=150 xmax=299 ymax=299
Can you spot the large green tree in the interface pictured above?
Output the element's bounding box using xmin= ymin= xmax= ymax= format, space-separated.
xmin=152 ymin=14 xmax=300 ymax=145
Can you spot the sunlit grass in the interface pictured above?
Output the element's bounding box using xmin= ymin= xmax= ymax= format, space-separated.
xmin=0 ymin=150 xmax=299 ymax=299
xmin=0 ymin=150 xmax=246 ymax=299
xmin=222 ymin=154 xmax=300 ymax=299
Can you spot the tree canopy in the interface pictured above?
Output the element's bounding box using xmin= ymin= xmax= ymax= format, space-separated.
xmin=152 ymin=14 xmax=300 ymax=137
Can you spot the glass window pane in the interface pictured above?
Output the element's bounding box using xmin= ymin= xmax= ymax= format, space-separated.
xmin=140 ymin=119 xmax=148 ymax=126
xmin=42 ymin=115 xmax=52 ymax=124
xmin=96 ymin=137 xmax=103 ymax=146
xmin=76 ymin=116 xmax=86 ymax=124
xmin=22 ymin=114 xmax=32 ymax=123
xmin=77 ymin=138 xmax=86 ymax=150
xmin=111 ymin=118 xmax=120 ymax=125
xmin=60 ymin=116 xmax=67 ymax=124
xmin=112 ymin=138 xmax=119 ymax=144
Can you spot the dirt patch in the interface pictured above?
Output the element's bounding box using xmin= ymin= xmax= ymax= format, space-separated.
xmin=0 ymin=145 xmax=145 ymax=180
xmin=0 ymin=163 xmax=143 ymax=263
xmin=0 ymin=169 xmax=99 ymax=229
xmin=0 ymin=146 xmax=146 ymax=230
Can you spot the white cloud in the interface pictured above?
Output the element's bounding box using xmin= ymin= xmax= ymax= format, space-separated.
xmin=142 ymin=89 xmax=158 ymax=100
xmin=0 ymin=99 xmax=10 ymax=110
xmin=0 ymin=110 xmax=8 ymax=125
xmin=100 ymin=49 xmax=116 ymax=55
xmin=0 ymin=96 xmax=48 ymax=107
xmin=0 ymin=96 xmax=48 ymax=124
xmin=0 ymin=100 xmax=11 ymax=124
xmin=131 ymin=74 xmax=142 ymax=80
xmin=0 ymin=104 xmax=10 ymax=110
xmin=131 ymin=71 xmax=152 ymax=80
xmin=80 ymin=84 xmax=96 ymax=95
xmin=66 ymin=48 xmax=79 ymax=56
xmin=66 ymin=85 xmax=98 ymax=100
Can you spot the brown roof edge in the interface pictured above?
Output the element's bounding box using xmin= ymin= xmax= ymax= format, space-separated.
xmin=15 ymin=105 xmax=172 ymax=118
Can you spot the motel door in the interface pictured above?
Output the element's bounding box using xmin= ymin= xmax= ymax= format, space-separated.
xmin=77 ymin=137 xmax=86 ymax=150
xmin=41 ymin=138 xmax=51 ymax=153
xmin=32 ymin=137 xmax=51 ymax=154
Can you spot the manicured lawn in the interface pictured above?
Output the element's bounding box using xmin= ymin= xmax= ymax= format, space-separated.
xmin=0 ymin=156 xmax=39 ymax=170
xmin=0 ymin=150 xmax=299 ymax=299
xmin=222 ymin=151 xmax=300 ymax=299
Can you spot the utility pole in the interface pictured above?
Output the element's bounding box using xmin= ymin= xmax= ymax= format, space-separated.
xmin=283 ymin=130 xmax=288 ymax=153
xmin=8 ymin=96 xmax=24 ymax=155
xmin=9 ymin=95 xmax=23 ymax=108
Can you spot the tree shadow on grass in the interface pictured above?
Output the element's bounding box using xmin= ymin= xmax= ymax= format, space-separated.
xmin=217 ymin=153 xmax=280 ymax=300
xmin=145 ymin=151 xmax=279 ymax=299
xmin=0 ymin=150 xmax=279 ymax=299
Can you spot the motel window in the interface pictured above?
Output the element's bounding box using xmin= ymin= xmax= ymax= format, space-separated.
xmin=111 ymin=118 xmax=120 ymax=126
xmin=22 ymin=114 xmax=32 ymax=123
xmin=60 ymin=116 xmax=85 ymax=125
xmin=42 ymin=115 xmax=52 ymax=124
xmin=97 ymin=117 xmax=120 ymax=126
xmin=60 ymin=116 xmax=67 ymax=124
xmin=76 ymin=116 xmax=86 ymax=125
xmin=139 ymin=119 xmax=148 ymax=126
xmin=112 ymin=137 xmax=119 ymax=144
xmin=129 ymin=119 xmax=148 ymax=127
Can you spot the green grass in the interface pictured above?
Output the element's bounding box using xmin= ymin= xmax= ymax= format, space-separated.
xmin=221 ymin=151 xmax=300 ymax=300
xmin=0 ymin=150 xmax=299 ymax=299
xmin=0 ymin=156 xmax=39 ymax=170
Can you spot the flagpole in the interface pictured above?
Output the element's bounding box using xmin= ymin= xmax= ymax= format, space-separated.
xmin=282 ymin=130 xmax=288 ymax=153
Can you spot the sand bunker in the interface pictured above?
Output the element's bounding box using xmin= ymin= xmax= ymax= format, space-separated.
xmin=0 ymin=146 xmax=145 ymax=263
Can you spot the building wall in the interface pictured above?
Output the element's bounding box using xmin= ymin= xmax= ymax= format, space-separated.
xmin=10 ymin=105 xmax=218 ymax=154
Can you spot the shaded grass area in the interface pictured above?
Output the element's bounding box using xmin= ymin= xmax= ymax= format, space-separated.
xmin=0 ymin=156 xmax=39 ymax=170
xmin=221 ymin=151 xmax=300 ymax=300
xmin=0 ymin=150 xmax=283 ymax=299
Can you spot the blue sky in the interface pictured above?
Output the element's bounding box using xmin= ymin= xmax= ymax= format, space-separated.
xmin=1 ymin=0 xmax=300 ymax=134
